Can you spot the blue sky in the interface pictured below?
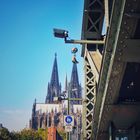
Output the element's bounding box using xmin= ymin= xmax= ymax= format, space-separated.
xmin=0 ymin=0 xmax=84 ymax=131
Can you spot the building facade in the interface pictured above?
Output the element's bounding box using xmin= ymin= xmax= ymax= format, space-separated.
xmin=30 ymin=54 xmax=82 ymax=131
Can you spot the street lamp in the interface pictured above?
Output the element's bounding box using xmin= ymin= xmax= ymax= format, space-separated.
xmin=53 ymin=28 xmax=105 ymax=45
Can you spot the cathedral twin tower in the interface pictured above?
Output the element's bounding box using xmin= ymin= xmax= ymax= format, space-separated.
xmin=45 ymin=53 xmax=82 ymax=104
xmin=30 ymin=54 xmax=82 ymax=129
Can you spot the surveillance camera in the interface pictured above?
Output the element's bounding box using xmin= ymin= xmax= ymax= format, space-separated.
xmin=53 ymin=28 xmax=68 ymax=38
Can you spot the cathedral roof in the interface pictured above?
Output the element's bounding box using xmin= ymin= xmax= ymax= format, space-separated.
xmin=36 ymin=103 xmax=60 ymax=114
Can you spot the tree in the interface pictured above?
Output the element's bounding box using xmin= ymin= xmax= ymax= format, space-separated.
xmin=10 ymin=131 xmax=21 ymax=140
xmin=0 ymin=126 xmax=43 ymax=140
xmin=0 ymin=127 xmax=11 ymax=140
xmin=19 ymin=129 xmax=42 ymax=140
xmin=38 ymin=128 xmax=48 ymax=140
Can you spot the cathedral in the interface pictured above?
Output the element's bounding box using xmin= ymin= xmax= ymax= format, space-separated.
xmin=30 ymin=54 xmax=82 ymax=130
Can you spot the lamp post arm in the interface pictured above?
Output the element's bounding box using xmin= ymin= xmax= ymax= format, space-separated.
xmin=62 ymin=97 xmax=82 ymax=101
xmin=69 ymin=98 xmax=83 ymax=101
xmin=65 ymin=38 xmax=105 ymax=45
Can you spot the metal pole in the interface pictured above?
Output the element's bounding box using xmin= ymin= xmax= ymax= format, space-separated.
xmin=77 ymin=116 xmax=79 ymax=140
xmin=67 ymin=90 xmax=70 ymax=140
xmin=65 ymin=92 xmax=82 ymax=140
xmin=68 ymin=97 xmax=70 ymax=114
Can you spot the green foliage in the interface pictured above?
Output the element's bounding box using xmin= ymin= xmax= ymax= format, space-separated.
xmin=0 ymin=127 xmax=42 ymax=140
xmin=10 ymin=131 xmax=21 ymax=140
xmin=19 ymin=129 xmax=42 ymax=140
xmin=37 ymin=128 xmax=48 ymax=140
xmin=57 ymin=129 xmax=66 ymax=140
xmin=0 ymin=127 xmax=68 ymax=140
xmin=0 ymin=127 xmax=11 ymax=140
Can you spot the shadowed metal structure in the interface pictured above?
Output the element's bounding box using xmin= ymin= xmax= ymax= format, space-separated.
xmin=81 ymin=0 xmax=105 ymax=139
xmin=81 ymin=0 xmax=140 ymax=140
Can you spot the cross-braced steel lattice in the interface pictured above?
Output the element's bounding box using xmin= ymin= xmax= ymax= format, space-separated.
xmin=83 ymin=57 xmax=96 ymax=140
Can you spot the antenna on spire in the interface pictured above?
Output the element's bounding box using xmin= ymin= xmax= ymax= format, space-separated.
xmin=55 ymin=53 xmax=57 ymax=57
xmin=34 ymin=98 xmax=36 ymax=104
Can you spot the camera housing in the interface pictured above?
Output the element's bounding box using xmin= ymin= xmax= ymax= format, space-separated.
xmin=53 ymin=28 xmax=68 ymax=38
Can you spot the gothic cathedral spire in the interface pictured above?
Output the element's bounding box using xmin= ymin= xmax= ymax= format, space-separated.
xmin=50 ymin=53 xmax=59 ymax=88
xmin=69 ymin=63 xmax=82 ymax=104
xmin=45 ymin=53 xmax=61 ymax=103
xmin=70 ymin=63 xmax=79 ymax=86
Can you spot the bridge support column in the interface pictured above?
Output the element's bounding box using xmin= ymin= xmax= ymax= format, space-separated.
xmin=82 ymin=57 xmax=96 ymax=140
